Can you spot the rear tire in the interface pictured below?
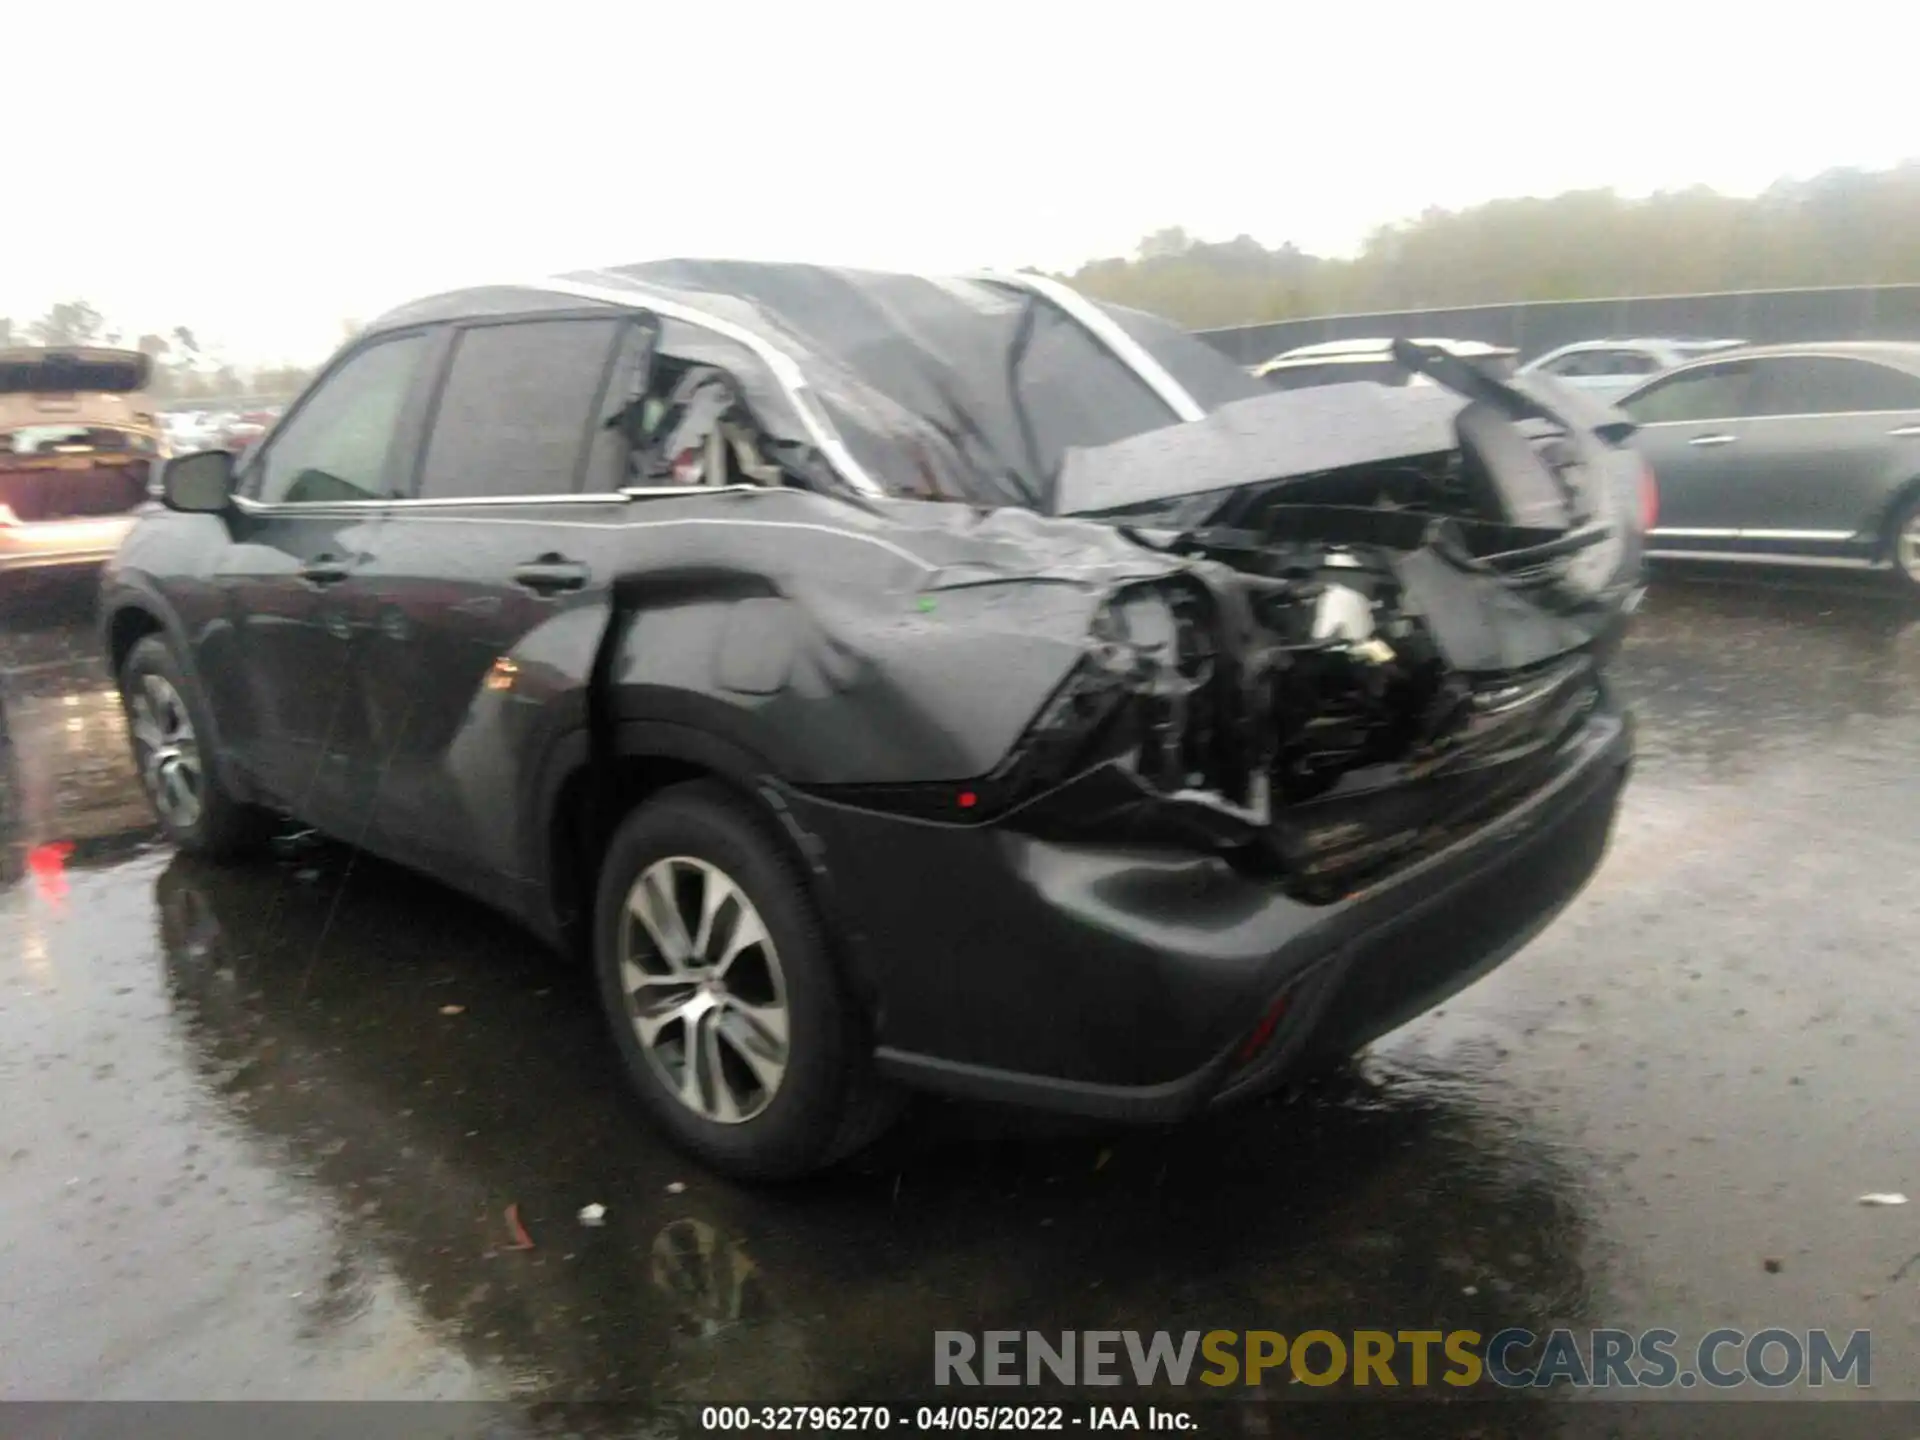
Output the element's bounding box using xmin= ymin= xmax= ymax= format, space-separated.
xmin=591 ymin=779 xmax=899 ymax=1179
xmin=118 ymin=635 xmax=272 ymax=860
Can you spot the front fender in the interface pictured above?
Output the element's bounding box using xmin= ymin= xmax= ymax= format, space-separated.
xmin=99 ymin=567 xmax=258 ymax=806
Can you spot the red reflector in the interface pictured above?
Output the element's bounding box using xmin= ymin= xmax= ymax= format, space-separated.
xmin=1639 ymin=459 xmax=1659 ymax=532
xmin=1236 ymin=993 xmax=1290 ymax=1063
xmin=957 ymin=790 xmax=978 ymax=809
xmin=27 ymin=841 xmax=74 ymax=904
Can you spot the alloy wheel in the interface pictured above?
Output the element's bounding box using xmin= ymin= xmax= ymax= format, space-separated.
xmin=1899 ymin=512 xmax=1920 ymax=581
xmin=127 ymin=673 xmax=204 ymax=830
xmin=619 ymin=856 xmax=790 ymax=1124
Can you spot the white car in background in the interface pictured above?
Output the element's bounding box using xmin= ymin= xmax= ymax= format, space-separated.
xmin=1254 ymin=337 xmax=1518 ymax=390
xmin=1519 ymin=338 xmax=1746 ymax=404
xmin=160 ymin=412 xmax=205 ymax=454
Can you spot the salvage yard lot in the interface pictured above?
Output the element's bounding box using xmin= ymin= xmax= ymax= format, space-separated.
xmin=2 ymin=567 xmax=1918 ymax=1418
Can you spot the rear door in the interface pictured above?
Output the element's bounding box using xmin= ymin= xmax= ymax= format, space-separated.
xmin=218 ymin=329 xmax=439 ymax=824
xmin=1731 ymin=356 xmax=1920 ymax=548
xmin=352 ymin=312 xmax=645 ymax=901
xmin=1618 ymin=358 xmax=1762 ymax=546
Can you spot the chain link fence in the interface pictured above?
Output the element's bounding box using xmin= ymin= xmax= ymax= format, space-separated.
xmin=1197 ymin=283 xmax=1920 ymax=367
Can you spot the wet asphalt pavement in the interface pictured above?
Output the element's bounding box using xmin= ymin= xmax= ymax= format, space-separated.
xmin=3 ymin=565 xmax=1919 ymax=1428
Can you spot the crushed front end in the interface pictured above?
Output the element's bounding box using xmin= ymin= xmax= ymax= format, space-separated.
xmin=783 ymin=346 xmax=1639 ymax=1115
xmin=968 ymin=342 xmax=1644 ymax=906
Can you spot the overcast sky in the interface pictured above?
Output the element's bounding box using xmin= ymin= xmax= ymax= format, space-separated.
xmin=9 ymin=0 xmax=1916 ymax=364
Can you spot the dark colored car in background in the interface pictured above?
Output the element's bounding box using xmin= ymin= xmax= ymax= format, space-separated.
xmin=1618 ymin=341 xmax=1920 ymax=587
xmin=100 ymin=263 xmax=1642 ymax=1177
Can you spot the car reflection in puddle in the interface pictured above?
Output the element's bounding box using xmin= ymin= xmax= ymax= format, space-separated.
xmin=151 ymin=849 xmax=1584 ymax=1417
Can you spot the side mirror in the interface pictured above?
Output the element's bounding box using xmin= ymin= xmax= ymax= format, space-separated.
xmin=162 ymin=450 xmax=237 ymax=513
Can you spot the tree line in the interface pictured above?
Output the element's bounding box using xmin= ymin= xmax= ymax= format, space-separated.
xmin=1054 ymin=161 xmax=1920 ymax=331
xmin=0 ymin=301 xmax=334 ymax=402
xmin=6 ymin=161 xmax=1918 ymax=387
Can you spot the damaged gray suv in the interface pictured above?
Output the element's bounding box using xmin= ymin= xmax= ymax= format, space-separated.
xmin=100 ymin=261 xmax=1643 ymax=1177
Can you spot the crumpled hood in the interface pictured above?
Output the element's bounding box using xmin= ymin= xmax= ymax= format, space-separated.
xmin=1049 ymin=341 xmax=1633 ymax=522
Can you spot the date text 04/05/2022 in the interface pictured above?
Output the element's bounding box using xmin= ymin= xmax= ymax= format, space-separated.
xmin=699 ymin=1406 xmax=1195 ymax=1431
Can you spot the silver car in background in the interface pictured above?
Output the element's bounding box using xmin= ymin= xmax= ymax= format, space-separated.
xmin=1521 ymin=338 xmax=1746 ymax=404
xmin=1614 ymin=341 xmax=1920 ymax=588
xmin=1254 ymin=337 xmax=1518 ymax=390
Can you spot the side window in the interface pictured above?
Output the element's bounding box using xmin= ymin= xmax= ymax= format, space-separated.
xmin=1751 ymin=356 xmax=1920 ymax=417
xmin=1541 ymin=351 xmax=1590 ymax=377
xmin=416 ymin=318 xmax=623 ymax=499
xmin=252 ymin=333 xmax=429 ymax=504
xmin=1603 ymin=350 xmax=1660 ymax=376
xmin=1618 ymin=361 xmax=1758 ymax=424
xmin=1014 ymin=302 xmax=1179 ymax=479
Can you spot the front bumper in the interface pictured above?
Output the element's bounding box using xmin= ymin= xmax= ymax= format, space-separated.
xmin=780 ymin=697 xmax=1632 ymax=1121
xmin=0 ymin=516 xmax=136 ymax=575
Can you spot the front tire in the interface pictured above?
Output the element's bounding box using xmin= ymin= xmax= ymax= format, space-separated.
xmin=119 ymin=635 xmax=271 ymax=860
xmin=591 ymin=780 xmax=897 ymax=1179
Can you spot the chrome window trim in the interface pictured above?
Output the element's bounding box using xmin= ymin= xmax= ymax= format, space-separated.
xmin=511 ymin=272 xmax=885 ymax=499
xmin=1634 ymin=409 xmax=1920 ymax=427
xmin=231 ymin=485 xmax=763 ymax=517
xmin=1648 ymin=526 xmax=1857 ymax=542
xmin=233 ymin=492 xmax=387 ymax=515
xmin=1644 ymin=548 xmax=1878 ymax=570
xmin=972 ymin=271 xmax=1208 ymax=423
xmin=215 ymin=503 xmax=937 ymax=570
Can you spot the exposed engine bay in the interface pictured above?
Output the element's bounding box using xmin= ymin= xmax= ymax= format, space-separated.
xmin=599 ymin=310 xmax=1640 ymax=904
xmin=924 ymin=346 xmax=1643 ymax=902
xmin=981 ymin=538 xmax=1611 ymax=902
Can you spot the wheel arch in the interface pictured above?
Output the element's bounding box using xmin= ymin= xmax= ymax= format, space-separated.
xmin=1870 ymin=474 xmax=1920 ymax=563
xmin=100 ymin=586 xmax=258 ymax=805
xmin=104 ymin=600 xmax=166 ymax=679
xmin=538 ymin=719 xmax=871 ymax=1007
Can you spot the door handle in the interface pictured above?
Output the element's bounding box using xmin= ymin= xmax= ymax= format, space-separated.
xmin=1688 ymin=434 xmax=1737 ymax=448
xmin=1889 ymin=424 xmax=1920 ymax=438
xmin=512 ymin=554 xmax=589 ymax=594
xmin=300 ymin=553 xmax=353 ymax=586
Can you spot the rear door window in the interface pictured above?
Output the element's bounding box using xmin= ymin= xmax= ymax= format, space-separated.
xmin=1619 ymin=361 xmax=1759 ymax=424
xmin=1750 ymin=356 xmax=1920 ymax=417
xmin=416 ymin=318 xmax=623 ymax=500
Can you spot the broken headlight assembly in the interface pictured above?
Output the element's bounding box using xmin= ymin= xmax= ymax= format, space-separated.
xmin=813 ymin=577 xmax=1251 ymax=839
xmin=812 ymin=543 xmax=1588 ymax=904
